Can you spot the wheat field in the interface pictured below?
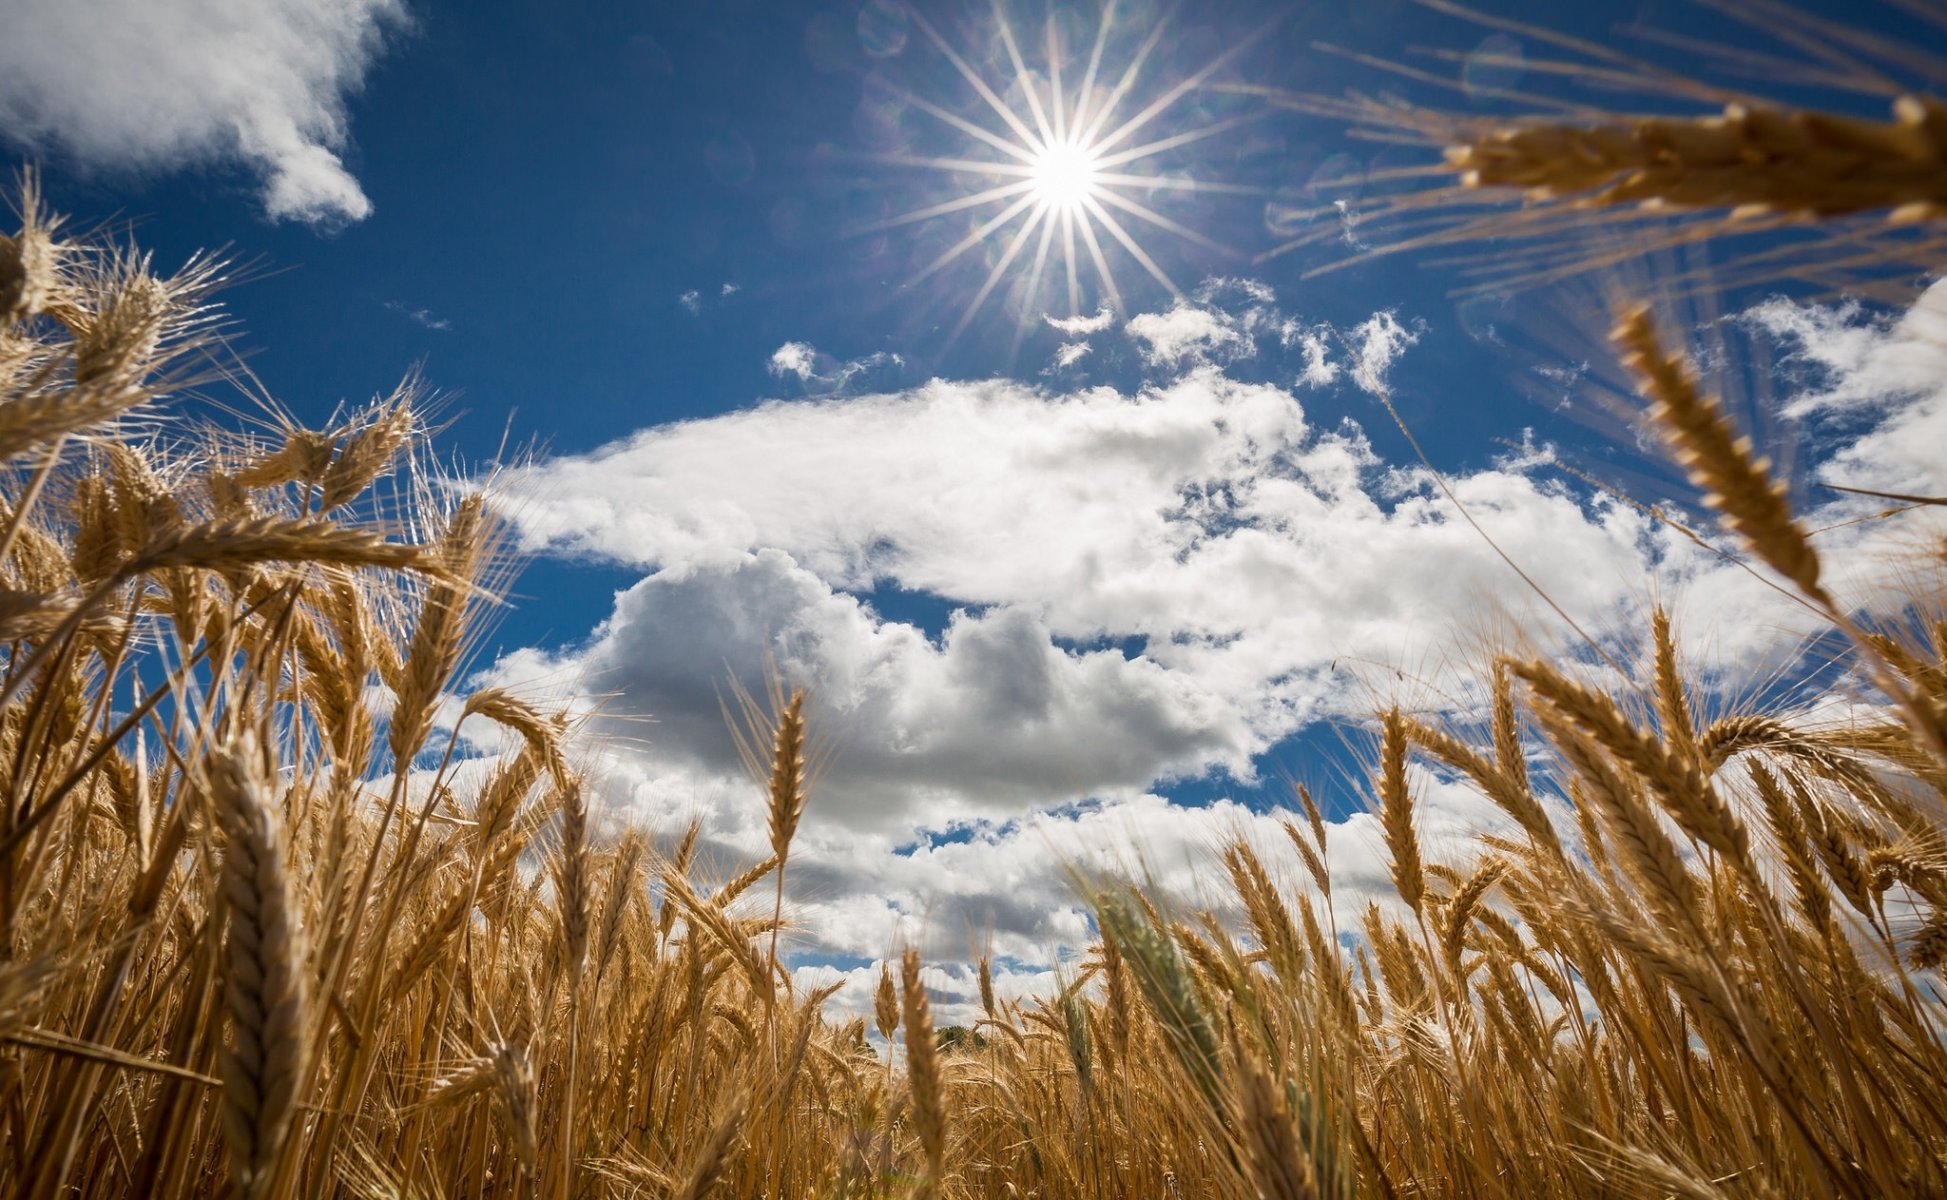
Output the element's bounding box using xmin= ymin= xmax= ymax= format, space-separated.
xmin=3 ymin=41 xmax=1947 ymax=1200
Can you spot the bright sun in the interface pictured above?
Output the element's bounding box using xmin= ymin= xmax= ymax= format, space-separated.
xmin=862 ymin=5 xmax=1270 ymax=344
xmin=1029 ymin=139 xmax=1101 ymax=213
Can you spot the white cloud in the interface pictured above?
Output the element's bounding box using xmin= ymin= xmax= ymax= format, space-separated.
xmin=1749 ymin=279 xmax=1947 ymax=497
xmin=1052 ymin=342 xmax=1091 ymax=369
xmin=768 ymin=341 xmax=816 ymax=380
xmin=0 ymin=0 xmax=407 ymax=226
xmin=1334 ymin=198 xmax=1367 ymax=249
xmin=1348 ymin=310 xmax=1422 ymax=394
xmin=679 ymin=290 xmax=702 ymax=315
xmin=384 ymin=300 xmax=449 ymax=331
xmin=1201 ymin=277 xmax=1277 ymax=306
xmin=485 ymin=548 xmax=1247 ymax=842
xmin=1282 ymin=322 xmax=1340 ymax=388
xmin=1044 ymin=306 xmax=1114 ymax=336
xmin=489 ymin=287 xmax=1946 ymax=986
xmin=1125 ymin=299 xmax=1256 ymax=369
xmin=765 ymin=341 xmax=902 ymax=394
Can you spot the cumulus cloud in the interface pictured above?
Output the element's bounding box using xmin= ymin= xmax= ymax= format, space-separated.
xmin=1282 ymin=322 xmax=1340 ymax=388
xmin=1044 ymin=306 xmax=1114 ymax=336
xmin=1113 ymin=281 xmax=1401 ymax=392
xmin=1749 ymin=279 xmax=1947 ymax=496
xmin=768 ymin=341 xmax=818 ymax=380
xmin=488 ymin=287 xmax=1946 ymax=982
xmin=679 ymin=290 xmax=703 ymax=315
xmin=1052 ymin=342 xmax=1091 ymax=369
xmin=487 ymin=548 xmax=1249 ymax=836
xmin=0 ymin=0 xmax=407 ymax=226
xmin=1347 ymin=310 xmax=1422 ymax=394
xmin=1125 ymin=299 xmax=1255 ymax=368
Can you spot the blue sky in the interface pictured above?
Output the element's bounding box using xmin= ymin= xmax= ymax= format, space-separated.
xmin=7 ymin=0 xmax=1944 ymax=1016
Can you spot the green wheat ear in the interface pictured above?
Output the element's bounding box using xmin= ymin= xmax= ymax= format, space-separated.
xmin=1093 ymin=888 xmax=1223 ymax=1106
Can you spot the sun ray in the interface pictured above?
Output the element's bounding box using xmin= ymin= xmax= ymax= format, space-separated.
xmin=1074 ymin=11 xmax=1175 ymax=150
xmin=912 ymin=191 xmax=1040 ymax=284
xmin=953 ymin=204 xmax=1050 ymax=341
xmin=1046 ymin=14 xmax=1068 ymax=144
xmin=1093 ymin=14 xmax=1281 ymax=157
xmin=1083 ymin=194 xmax=1180 ymax=296
xmin=1090 ymin=187 xmax=1236 ymax=257
xmin=1062 ymin=207 xmax=1081 ymax=315
xmin=909 ymin=7 xmax=1048 ymax=155
xmin=1069 ymin=0 xmax=1119 ymax=137
xmin=1012 ymin=207 xmax=1064 ymax=357
xmin=993 ymin=2 xmax=1059 ymax=150
xmin=1074 ymin=207 xmax=1124 ymax=314
xmin=868 ymin=152 xmax=1037 ymax=178
xmin=1093 ymin=111 xmax=1269 ymax=171
xmin=856 ymin=180 xmax=1039 ymax=235
xmin=887 ymin=85 xmax=1043 ymax=166
xmin=1093 ymin=173 xmax=1265 ymax=196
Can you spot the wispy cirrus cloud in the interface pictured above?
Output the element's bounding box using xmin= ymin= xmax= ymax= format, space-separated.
xmin=384 ymin=300 xmax=449 ymax=331
xmin=766 ymin=341 xmax=903 ymax=394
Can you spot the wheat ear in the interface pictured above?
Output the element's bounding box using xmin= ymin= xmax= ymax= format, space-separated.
xmin=1512 ymin=657 xmax=1750 ymax=868
xmin=130 ymin=515 xmax=433 ymax=576
xmin=1448 ymin=97 xmax=1947 ymax=223
xmin=1378 ymin=709 xmax=1426 ymax=914
xmin=1613 ymin=305 xmax=1826 ymax=603
xmin=555 ymin=779 xmax=590 ymax=981
xmin=1236 ymin=1049 xmax=1319 ymax=1200
xmin=874 ymin=959 xmax=898 ymax=1042
xmin=488 ymin=1039 xmax=538 ymax=1177
xmin=673 ymin=1091 xmax=749 ymax=1200
xmin=0 ymin=178 xmax=58 ymax=327
xmin=900 ymin=947 xmax=947 ymax=1194
xmin=210 ymin=744 xmax=307 ymax=1200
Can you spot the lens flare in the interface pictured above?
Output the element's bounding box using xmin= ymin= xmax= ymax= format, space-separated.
xmin=858 ymin=3 xmax=1274 ymax=346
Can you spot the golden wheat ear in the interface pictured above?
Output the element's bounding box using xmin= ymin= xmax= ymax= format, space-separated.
xmin=0 ymin=174 xmax=60 ymax=328
xmin=1377 ymin=708 xmax=1426 ymax=915
xmin=1612 ymin=304 xmax=1827 ymax=604
xmin=207 ymin=742 xmax=307 ymax=1200
xmin=899 ymin=947 xmax=947 ymax=1196
xmin=1449 ymin=98 xmax=1947 ymax=224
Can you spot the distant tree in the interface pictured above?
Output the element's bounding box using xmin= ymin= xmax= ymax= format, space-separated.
xmin=934 ymin=1025 xmax=986 ymax=1054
